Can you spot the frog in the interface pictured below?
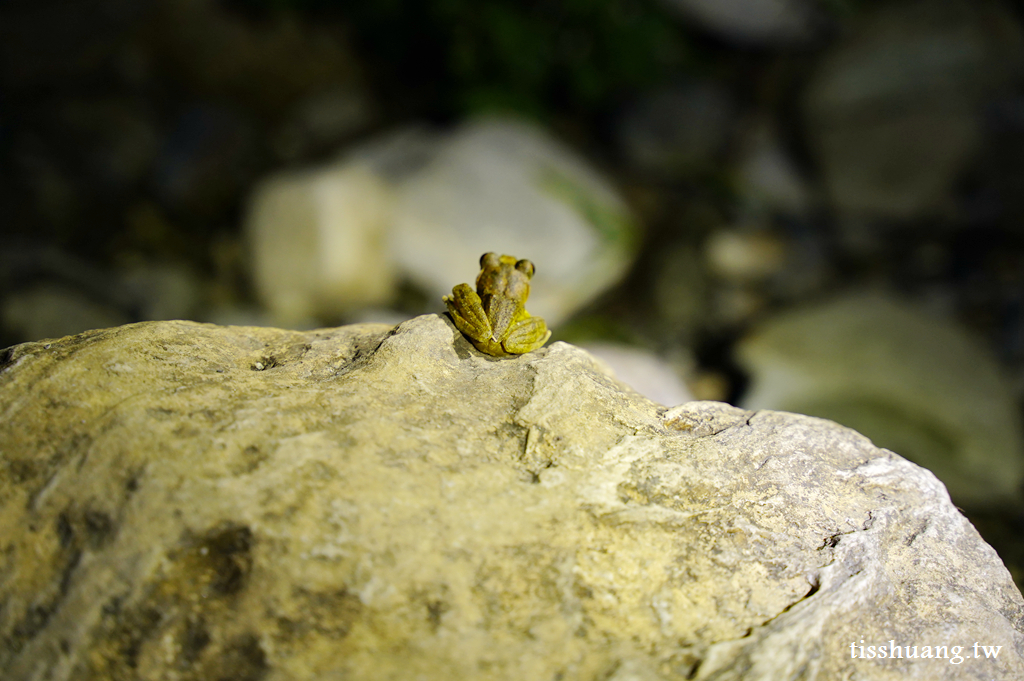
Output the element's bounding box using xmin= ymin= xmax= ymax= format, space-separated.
xmin=443 ymin=252 xmax=551 ymax=357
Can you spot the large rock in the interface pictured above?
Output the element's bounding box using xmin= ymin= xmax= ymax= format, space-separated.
xmin=1 ymin=317 xmax=1022 ymax=680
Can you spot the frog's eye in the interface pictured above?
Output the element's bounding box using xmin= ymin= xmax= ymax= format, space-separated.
xmin=515 ymin=259 xmax=535 ymax=278
xmin=481 ymin=252 xmax=500 ymax=268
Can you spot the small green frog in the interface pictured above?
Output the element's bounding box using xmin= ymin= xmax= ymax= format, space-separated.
xmin=444 ymin=252 xmax=551 ymax=356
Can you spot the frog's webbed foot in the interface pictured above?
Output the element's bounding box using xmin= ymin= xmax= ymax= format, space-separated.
xmin=444 ymin=283 xmax=495 ymax=342
xmin=501 ymin=316 xmax=552 ymax=355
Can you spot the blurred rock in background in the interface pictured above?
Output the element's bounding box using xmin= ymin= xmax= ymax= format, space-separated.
xmin=388 ymin=116 xmax=639 ymax=327
xmin=803 ymin=0 xmax=1024 ymax=219
xmin=581 ymin=341 xmax=694 ymax=406
xmin=656 ymin=0 xmax=826 ymax=45
xmin=738 ymin=293 xmax=1024 ymax=507
xmin=615 ymin=79 xmax=736 ymax=178
xmin=246 ymin=162 xmax=395 ymax=326
xmin=244 ymin=116 xmax=639 ymax=328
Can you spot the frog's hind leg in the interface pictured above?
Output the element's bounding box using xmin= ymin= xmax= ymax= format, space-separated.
xmin=501 ymin=316 xmax=551 ymax=355
xmin=485 ymin=295 xmax=518 ymax=341
xmin=444 ymin=283 xmax=493 ymax=340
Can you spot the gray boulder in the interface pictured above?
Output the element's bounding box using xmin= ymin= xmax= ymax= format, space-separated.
xmin=1 ymin=316 xmax=1022 ymax=679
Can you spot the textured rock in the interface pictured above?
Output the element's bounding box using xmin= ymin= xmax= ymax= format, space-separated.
xmin=1 ymin=316 xmax=1023 ymax=680
xmin=579 ymin=342 xmax=693 ymax=407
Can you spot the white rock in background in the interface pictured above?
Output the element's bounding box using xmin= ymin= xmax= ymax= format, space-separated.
xmin=246 ymin=162 xmax=395 ymax=325
xmin=657 ymin=0 xmax=822 ymax=45
xmin=582 ymin=342 xmax=694 ymax=407
xmin=803 ymin=0 xmax=1024 ymax=219
xmin=737 ymin=293 xmax=1024 ymax=506
xmin=391 ymin=117 xmax=638 ymax=326
xmin=245 ymin=117 xmax=636 ymax=328
xmin=348 ymin=125 xmax=442 ymax=185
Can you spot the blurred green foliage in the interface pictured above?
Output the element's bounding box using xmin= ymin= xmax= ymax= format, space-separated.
xmin=232 ymin=0 xmax=694 ymax=120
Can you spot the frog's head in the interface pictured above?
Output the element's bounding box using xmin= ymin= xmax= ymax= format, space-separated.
xmin=476 ymin=252 xmax=535 ymax=305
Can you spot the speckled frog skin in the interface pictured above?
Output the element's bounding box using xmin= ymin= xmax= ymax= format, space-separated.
xmin=443 ymin=252 xmax=551 ymax=356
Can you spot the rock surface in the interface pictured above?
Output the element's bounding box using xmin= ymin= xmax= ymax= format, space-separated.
xmin=1 ymin=316 xmax=1023 ymax=680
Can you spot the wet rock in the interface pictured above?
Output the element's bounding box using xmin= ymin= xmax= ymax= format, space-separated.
xmin=737 ymin=293 xmax=1024 ymax=506
xmin=1 ymin=316 xmax=1022 ymax=679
